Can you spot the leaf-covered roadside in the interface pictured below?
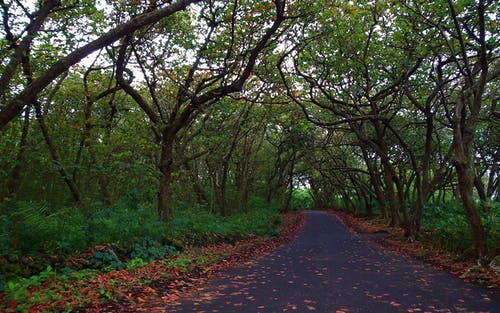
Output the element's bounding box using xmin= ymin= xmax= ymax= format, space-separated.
xmin=0 ymin=213 xmax=304 ymax=312
xmin=330 ymin=210 xmax=500 ymax=291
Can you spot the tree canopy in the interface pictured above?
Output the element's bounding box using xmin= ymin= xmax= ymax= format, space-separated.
xmin=0 ymin=0 xmax=498 ymax=262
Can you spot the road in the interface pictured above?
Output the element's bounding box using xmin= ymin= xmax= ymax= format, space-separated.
xmin=168 ymin=211 xmax=499 ymax=313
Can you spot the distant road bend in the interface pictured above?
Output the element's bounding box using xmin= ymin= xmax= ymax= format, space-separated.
xmin=169 ymin=211 xmax=500 ymax=313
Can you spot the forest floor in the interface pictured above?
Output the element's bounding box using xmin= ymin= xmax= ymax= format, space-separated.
xmin=331 ymin=210 xmax=500 ymax=291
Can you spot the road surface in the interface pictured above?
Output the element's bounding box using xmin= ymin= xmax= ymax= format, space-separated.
xmin=168 ymin=211 xmax=499 ymax=313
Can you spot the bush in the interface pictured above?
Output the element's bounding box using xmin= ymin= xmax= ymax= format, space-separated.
xmin=164 ymin=206 xmax=280 ymax=247
xmin=131 ymin=238 xmax=177 ymax=262
xmin=422 ymin=202 xmax=500 ymax=253
xmin=0 ymin=202 xmax=89 ymax=255
xmin=482 ymin=201 xmax=500 ymax=250
xmin=87 ymin=205 xmax=158 ymax=246
xmin=290 ymin=189 xmax=313 ymax=210
xmin=0 ymin=199 xmax=282 ymax=280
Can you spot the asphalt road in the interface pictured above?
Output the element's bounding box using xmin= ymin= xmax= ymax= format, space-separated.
xmin=168 ymin=211 xmax=499 ymax=313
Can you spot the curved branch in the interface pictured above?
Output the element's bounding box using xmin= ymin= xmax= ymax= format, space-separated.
xmin=0 ymin=0 xmax=200 ymax=130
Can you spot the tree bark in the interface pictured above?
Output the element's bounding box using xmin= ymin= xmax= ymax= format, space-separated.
xmin=454 ymin=149 xmax=488 ymax=259
xmin=452 ymin=98 xmax=488 ymax=259
xmin=158 ymin=131 xmax=175 ymax=221
xmin=185 ymin=161 xmax=208 ymax=204
xmin=4 ymin=105 xmax=31 ymax=200
xmin=382 ymin=162 xmax=401 ymax=227
xmin=366 ymin=156 xmax=388 ymax=220
xmin=282 ymin=150 xmax=296 ymax=213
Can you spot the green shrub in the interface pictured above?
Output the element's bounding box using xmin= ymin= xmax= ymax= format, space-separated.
xmin=88 ymin=250 xmax=124 ymax=270
xmin=290 ymin=189 xmax=313 ymax=210
xmin=482 ymin=201 xmax=500 ymax=249
xmin=51 ymin=207 xmax=88 ymax=253
xmin=86 ymin=204 xmax=168 ymax=247
xmin=8 ymin=202 xmax=60 ymax=254
xmin=422 ymin=201 xmax=500 ymax=253
xmin=0 ymin=202 xmax=90 ymax=255
xmin=131 ymin=238 xmax=177 ymax=262
xmin=0 ymin=199 xmax=281 ymax=283
xmin=0 ymin=214 xmax=12 ymax=255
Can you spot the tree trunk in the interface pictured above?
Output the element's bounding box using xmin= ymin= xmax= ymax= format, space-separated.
xmin=185 ymin=161 xmax=208 ymax=203
xmin=411 ymin=106 xmax=434 ymax=240
xmin=372 ymin=170 xmax=388 ymax=220
xmin=454 ymin=158 xmax=488 ymax=259
xmin=358 ymin=182 xmax=373 ymax=216
xmin=235 ymin=159 xmax=248 ymax=212
xmin=382 ymin=164 xmax=401 ymax=227
xmin=94 ymin=98 xmax=119 ymax=205
xmin=4 ymin=105 xmax=31 ymax=200
xmin=34 ymin=101 xmax=83 ymax=204
xmin=395 ymin=174 xmax=409 ymax=229
xmin=341 ymin=191 xmax=355 ymax=213
xmin=452 ymin=99 xmax=488 ymax=259
xmin=474 ymin=174 xmax=487 ymax=202
xmin=87 ymin=145 xmax=112 ymax=205
xmin=486 ymin=159 xmax=498 ymax=200
xmin=158 ymin=131 xmax=175 ymax=221
xmin=282 ymin=150 xmax=296 ymax=213
xmin=361 ymin=148 xmax=388 ymax=220
xmin=219 ymin=159 xmax=229 ymax=216
xmin=206 ymin=161 xmax=217 ymax=214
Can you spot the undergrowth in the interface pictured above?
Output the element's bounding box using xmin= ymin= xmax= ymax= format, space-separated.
xmin=329 ymin=197 xmax=499 ymax=257
xmin=422 ymin=201 xmax=500 ymax=254
xmin=290 ymin=189 xmax=314 ymax=210
xmin=0 ymin=194 xmax=281 ymax=286
xmin=0 ymin=212 xmax=303 ymax=312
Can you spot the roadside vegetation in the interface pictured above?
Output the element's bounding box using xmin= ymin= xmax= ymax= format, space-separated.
xmin=0 ymin=198 xmax=281 ymax=277
xmin=0 ymin=195 xmax=302 ymax=312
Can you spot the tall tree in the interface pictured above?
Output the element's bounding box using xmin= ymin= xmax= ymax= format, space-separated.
xmin=114 ymin=0 xmax=288 ymax=220
xmin=402 ymin=0 xmax=499 ymax=260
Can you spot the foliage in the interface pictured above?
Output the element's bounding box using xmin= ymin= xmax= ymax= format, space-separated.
xmin=290 ymin=189 xmax=313 ymax=210
xmin=422 ymin=202 xmax=500 ymax=253
xmin=164 ymin=205 xmax=281 ymax=247
xmin=0 ymin=197 xmax=281 ymax=284
xmin=130 ymin=238 xmax=178 ymax=262
xmin=0 ymin=1 xmax=499 ymax=309
xmin=0 ymin=202 xmax=88 ymax=255
xmin=88 ymin=250 xmax=125 ymax=270
xmin=5 ymin=266 xmax=57 ymax=306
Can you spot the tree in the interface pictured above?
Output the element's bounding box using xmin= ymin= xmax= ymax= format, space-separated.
xmin=114 ymin=0 xmax=287 ymax=220
xmin=402 ymin=0 xmax=499 ymax=260
xmin=279 ymin=0 xmax=421 ymax=227
xmin=0 ymin=0 xmax=201 ymax=130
